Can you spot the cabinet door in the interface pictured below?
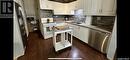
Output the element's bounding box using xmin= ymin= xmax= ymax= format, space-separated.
xmin=76 ymin=26 xmax=80 ymax=39
xmin=75 ymin=0 xmax=92 ymax=15
xmin=78 ymin=0 xmax=85 ymax=15
xmin=76 ymin=0 xmax=85 ymax=11
xmin=83 ymin=0 xmax=92 ymax=15
xmin=39 ymin=0 xmax=45 ymax=9
xmin=68 ymin=24 xmax=75 ymax=36
xmin=53 ymin=3 xmax=66 ymax=14
xmin=101 ymin=0 xmax=116 ymax=15
xmin=70 ymin=25 xmax=80 ymax=39
xmin=73 ymin=25 xmax=79 ymax=38
xmin=79 ymin=27 xmax=89 ymax=43
xmin=91 ymin=0 xmax=116 ymax=15
xmin=92 ymin=0 xmax=103 ymax=15
xmin=69 ymin=24 xmax=89 ymax=43
xmin=75 ymin=0 xmax=81 ymax=9
xmin=65 ymin=1 xmax=77 ymax=15
xmin=39 ymin=0 xmax=52 ymax=9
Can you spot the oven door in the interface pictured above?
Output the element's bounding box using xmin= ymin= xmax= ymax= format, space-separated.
xmin=42 ymin=23 xmax=56 ymax=39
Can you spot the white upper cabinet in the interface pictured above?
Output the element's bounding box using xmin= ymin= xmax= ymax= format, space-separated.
xmin=39 ymin=0 xmax=53 ymax=9
xmin=39 ymin=0 xmax=116 ymax=15
xmin=39 ymin=0 xmax=77 ymax=15
xmin=75 ymin=0 xmax=92 ymax=15
xmin=53 ymin=3 xmax=66 ymax=15
xmin=54 ymin=1 xmax=77 ymax=15
xmin=77 ymin=0 xmax=116 ymax=16
xmin=91 ymin=0 xmax=116 ymax=16
xmin=83 ymin=0 xmax=92 ymax=15
xmin=65 ymin=1 xmax=77 ymax=15
xmin=101 ymin=0 xmax=116 ymax=15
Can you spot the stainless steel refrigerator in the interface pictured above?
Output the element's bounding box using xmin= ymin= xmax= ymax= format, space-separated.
xmin=15 ymin=2 xmax=27 ymax=48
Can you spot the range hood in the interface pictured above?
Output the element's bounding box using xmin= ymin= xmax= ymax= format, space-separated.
xmin=48 ymin=0 xmax=77 ymax=3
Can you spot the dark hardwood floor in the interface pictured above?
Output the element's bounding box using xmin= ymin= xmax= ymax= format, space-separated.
xmin=17 ymin=30 xmax=108 ymax=60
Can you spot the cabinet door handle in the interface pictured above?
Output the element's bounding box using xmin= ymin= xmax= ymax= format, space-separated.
xmin=99 ymin=9 xmax=102 ymax=13
xmin=99 ymin=9 xmax=101 ymax=13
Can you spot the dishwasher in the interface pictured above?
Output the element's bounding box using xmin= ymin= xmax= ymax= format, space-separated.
xmin=88 ymin=29 xmax=111 ymax=54
xmin=88 ymin=16 xmax=115 ymax=54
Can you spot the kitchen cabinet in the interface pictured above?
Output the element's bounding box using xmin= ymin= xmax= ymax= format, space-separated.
xmin=83 ymin=0 xmax=92 ymax=15
xmin=64 ymin=1 xmax=77 ymax=15
xmin=69 ymin=24 xmax=80 ymax=39
xmin=91 ymin=0 xmax=116 ymax=16
xmin=53 ymin=3 xmax=66 ymax=15
xmin=75 ymin=0 xmax=92 ymax=15
xmin=79 ymin=26 xmax=89 ymax=43
xmin=39 ymin=0 xmax=77 ymax=15
xmin=39 ymin=0 xmax=116 ymax=15
xmin=39 ymin=0 xmax=53 ymax=9
xmin=101 ymin=0 xmax=116 ymax=15
xmin=76 ymin=0 xmax=116 ymax=16
xmin=53 ymin=1 xmax=77 ymax=15
xmin=69 ymin=24 xmax=89 ymax=43
xmin=39 ymin=0 xmax=66 ymax=14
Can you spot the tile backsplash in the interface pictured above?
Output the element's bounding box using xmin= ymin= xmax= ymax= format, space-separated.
xmin=53 ymin=15 xmax=75 ymax=22
xmin=92 ymin=16 xmax=115 ymax=32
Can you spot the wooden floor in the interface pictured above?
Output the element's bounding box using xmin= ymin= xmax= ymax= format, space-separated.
xmin=17 ymin=31 xmax=108 ymax=60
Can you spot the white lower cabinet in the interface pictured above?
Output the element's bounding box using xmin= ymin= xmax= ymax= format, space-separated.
xmin=74 ymin=25 xmax=80 ymax=39
xmin=79 ymin=26 xmax=89 ymax=43
xmin=69 ymin=24 xmax=89 ymax=43
xmin=69 ymin=24 xmax=79 ymax=38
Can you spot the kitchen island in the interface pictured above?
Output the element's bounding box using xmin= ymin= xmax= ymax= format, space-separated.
xmin=53 ymin=23 xmax=73 ymax=52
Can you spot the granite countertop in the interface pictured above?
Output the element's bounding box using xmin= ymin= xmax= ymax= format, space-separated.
xmin=66 ymin=22 xmax=111 ymax=34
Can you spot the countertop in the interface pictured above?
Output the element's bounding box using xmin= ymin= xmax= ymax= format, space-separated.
xmin=65 ymin=22 xmax=111 ymax=34
xmin=42 ymin=21 xmax=112 ymax=34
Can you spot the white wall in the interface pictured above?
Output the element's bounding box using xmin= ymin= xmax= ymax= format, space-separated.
xmin=107 ymin=17 xmax=117 ymax=60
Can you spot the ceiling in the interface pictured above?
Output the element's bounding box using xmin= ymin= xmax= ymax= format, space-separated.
xmin=48 ymin=0 xmax=77 ymax=3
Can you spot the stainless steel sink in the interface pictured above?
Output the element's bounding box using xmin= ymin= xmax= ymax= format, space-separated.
xmin=71 ymin=22 xmax=82 ymax=24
